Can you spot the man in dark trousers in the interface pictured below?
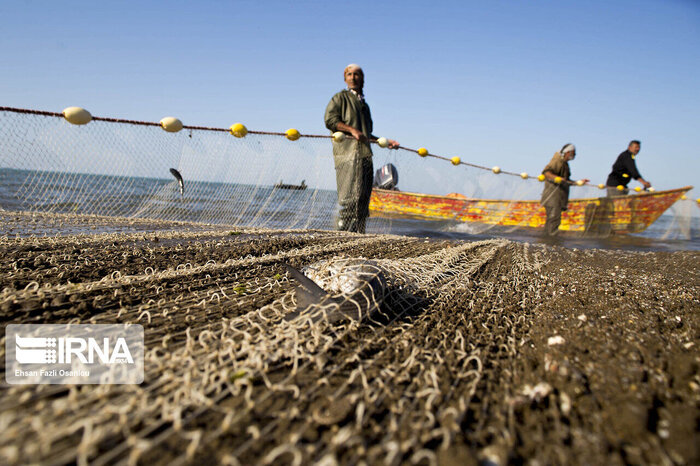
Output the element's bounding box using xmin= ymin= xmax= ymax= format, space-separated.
xmin=324 ymin=64 xmax=399 ymax=233
xmin=540 ymin=144 xmax=589 ymax=236
xmin=605 ymin=140 xmax=652 ymax=196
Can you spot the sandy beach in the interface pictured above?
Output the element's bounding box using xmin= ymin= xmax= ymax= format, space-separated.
xmin=1 ymin=212 xmax=698 ymax=465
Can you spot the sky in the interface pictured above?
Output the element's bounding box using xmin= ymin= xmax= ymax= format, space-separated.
xmin=1 ymin=0 xmax=699 ymax=200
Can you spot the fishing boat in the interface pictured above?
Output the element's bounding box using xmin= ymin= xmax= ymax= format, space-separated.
xmin=274 ymin=180 xmax=307 ymax=190
xmin=369 ymin=186 xmax=692 ymax=234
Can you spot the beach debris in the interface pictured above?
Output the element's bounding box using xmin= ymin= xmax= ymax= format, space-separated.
xmin=283 ymin=259 xmax=388 ymax=324
xmin=479 ymin=444 xmax=507 ymax=466
xmin=169 ymin=168 xmax=185 ymax=196
xmin=547 ymin=335 xmax=565 ymax=346
xmin=559 ymin=391 xmax=571 ymax=415
xmin=521 ymin=382 xmax=553 ymax=404
xmin=312 ymin=396 xmax=353 ymax=425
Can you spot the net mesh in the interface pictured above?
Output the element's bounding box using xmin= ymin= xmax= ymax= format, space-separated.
xmin=3 ymin=107 xmax=690 ymax=238
xmin=0 ymin=226 xmax=539 ymax=464
xmin=0 ymin=107 xmax=697 ymax=464
xmin=0 ymin=110 xmax=341 ymax=229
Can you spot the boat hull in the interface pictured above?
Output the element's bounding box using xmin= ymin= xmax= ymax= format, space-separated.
xmin=369 ymin=187 xmax=692 ymax=234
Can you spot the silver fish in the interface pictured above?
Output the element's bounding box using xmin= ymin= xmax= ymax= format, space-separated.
xmin=169 ymin=168 xmax=184 ymax=196
xmin=284 ymin=259 xmax=388 ymax=323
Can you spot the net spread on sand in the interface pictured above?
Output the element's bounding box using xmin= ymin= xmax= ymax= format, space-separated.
xmin=0 ymin=220 xmax=550 ymax=464
xmin=1 ymin=216 xmax=698 ymax=465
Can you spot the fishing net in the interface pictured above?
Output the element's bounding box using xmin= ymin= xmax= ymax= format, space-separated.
xmin=0 ymin=107 xmax=698 ymax=464
xmin=0 ymin=224 xmax=544 ymax=464
xmin=1 ymin=107 xmax=692 ymax=238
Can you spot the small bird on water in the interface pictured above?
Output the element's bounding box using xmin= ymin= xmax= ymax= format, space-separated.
xmin=169 ymin=168 xmax=184 ymax=196
xmin=283 ymin=259 xmax=388 ymax=324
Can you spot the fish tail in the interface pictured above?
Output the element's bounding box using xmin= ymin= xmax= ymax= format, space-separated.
xmin=283 ymin=263 xmax=328 ymax=321
xmin=169 ymin=168 xmax=185 ymax=196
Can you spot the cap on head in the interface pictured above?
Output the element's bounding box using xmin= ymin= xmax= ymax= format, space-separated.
xmin=344 ymin=63 xmax=364 ymax=77
xmin=561 ymin=143 xmax=576 ymax=154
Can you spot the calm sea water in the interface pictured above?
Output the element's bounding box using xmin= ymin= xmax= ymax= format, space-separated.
xmin=1 ymin=168 xmax=698 ymax=252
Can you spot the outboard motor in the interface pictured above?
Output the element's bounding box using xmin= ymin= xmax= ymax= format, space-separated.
xmin=373 ymin=163 xmax=399 ymax=190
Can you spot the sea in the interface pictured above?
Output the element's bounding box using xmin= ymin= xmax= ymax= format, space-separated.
xmin=1 ymin=168 xmax=698 ymax=252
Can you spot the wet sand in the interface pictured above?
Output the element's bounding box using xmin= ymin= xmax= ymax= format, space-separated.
xmin=1 ymin=212 xmax=698 ymax=465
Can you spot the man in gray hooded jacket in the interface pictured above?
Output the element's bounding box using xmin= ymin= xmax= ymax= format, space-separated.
xmin=324 ymin=64 xmax=399 ymax=233
xmin=540 ymin=144 xmax=588 ymax=236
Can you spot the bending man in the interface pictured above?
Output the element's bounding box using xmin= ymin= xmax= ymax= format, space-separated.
xmin=324 ymin=64 xmax=399 ymax=233
xmin=605 ymin=140 xmax=651 ymax=196
xmin=540 ymin=144 xmax=589 ymax=236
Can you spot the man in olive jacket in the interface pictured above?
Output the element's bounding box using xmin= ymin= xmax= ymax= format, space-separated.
xmin=324 ymin=64 xmax=399 ymax=233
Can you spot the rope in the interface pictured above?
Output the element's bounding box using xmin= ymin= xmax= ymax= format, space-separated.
xmin=0 ymin=106 xmax=573 ymax=181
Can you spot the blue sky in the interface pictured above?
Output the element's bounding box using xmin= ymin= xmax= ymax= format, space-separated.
xmin=1 ymin=0 xmax=699 ymax=199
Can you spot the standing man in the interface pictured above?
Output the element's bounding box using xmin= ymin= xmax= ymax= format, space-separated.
xmin=605 ymin=140 xmax=651 ymax=196
xmin=540 ymin=144 xmax=589 ymax=236
xmin=324 ymin=64 xmax=399 ymax=233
